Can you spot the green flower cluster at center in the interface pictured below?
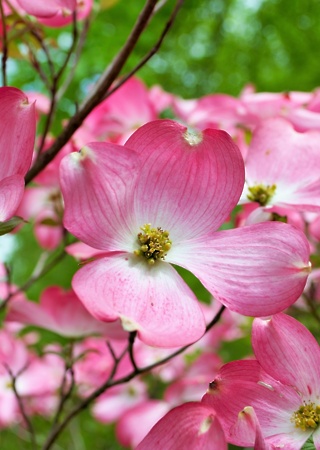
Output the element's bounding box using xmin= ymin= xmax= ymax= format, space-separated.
xmin=247 ymin=183 xmax=276 ymax=206
xmin=291 ymin=402 xmax=320 ymax=431
xmin=134 ymin=223 xmax=172 ymax=265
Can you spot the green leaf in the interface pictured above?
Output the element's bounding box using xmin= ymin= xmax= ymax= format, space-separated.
xmin=0 ymin=217 xmax=26 ymax=236
xmin=302 ymin=437 xmax=316 ymax=450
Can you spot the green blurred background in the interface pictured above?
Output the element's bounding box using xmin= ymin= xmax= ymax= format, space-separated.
xmin=11 ymin=0 xmax=320 ymax=100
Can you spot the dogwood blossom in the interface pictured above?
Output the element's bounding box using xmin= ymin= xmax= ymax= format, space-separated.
xmin=60 ymin=119 xmax=310 ymax=347
xmin=204 ymin=313 xmax=320 ymax=449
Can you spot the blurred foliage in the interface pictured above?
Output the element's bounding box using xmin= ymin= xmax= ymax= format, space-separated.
xmin=8 ymin=0 xmax=320 ymax=102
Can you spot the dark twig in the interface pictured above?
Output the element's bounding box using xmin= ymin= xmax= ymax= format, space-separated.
xmin=37 ymin=13 xmax=79 ymax=154
xmin=25 ymin=0 xmax=183 ymax=184
xmin=51 ymin=345 xmax=76 ymax=429
xmin=6 ymin=365 xmax=37 ymax=449
xmin=0 ymin=0 xmax=8 ymax=86
xmin=41 ymin=304 xmax=225 ymax=450
xmin=102 ymin=0 xmax=184 ymax=101
xmin=0 ymin=240 xmax=67 ymax=313
xmin=56 ymin=16 xmax=90 ymax=102
xmin=128 ymin=331 xmax=139 ymax=371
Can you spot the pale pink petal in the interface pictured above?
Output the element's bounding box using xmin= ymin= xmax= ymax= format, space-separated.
xmin=65 ymin=242 xmax=107 ymax=259
xmin=16 ymin=0 xmax=76 ymax=17
xmin=126 ymin=120 xmax=245 ymax=241
xmin=286 ymin=108 xmax=320 ymax=132
xmin=245 ymin=117 xmax=320 ymax=211
xmin=59 ymin=142 xmax=137 ymax=251
xmin=136 ymin=402 xmax=227 ymax=450
xmin=266 ymin=433 xmax=312 ymax=450
xmin=7 ymin=286 xmax=126 ymax=339
xmin=169 ymin=222 xmax=310 ymax=316
xmin=0 ymin=175 xmax=25 ymax=221
xmin=118 ymin=401 xmax=170 ymax=448
xmin=252 ymin=313 xmax=320 ymax=398
xmin=72 ymin=253 xmax=206 ymax=347
xmin=0 ymin=87 xmax=35 ymax=179
xmin=92 ymin=380 xmax=147 ymax=423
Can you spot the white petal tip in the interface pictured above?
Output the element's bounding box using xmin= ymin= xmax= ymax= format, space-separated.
xmin=183 ymin=128 xmax=203 ymax=146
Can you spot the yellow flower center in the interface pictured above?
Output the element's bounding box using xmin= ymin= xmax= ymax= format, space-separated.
xmin=134 ymin=224 xmax=172 ymax=265
xmin=291 ymin=402 xmax=320 ymax=431
xmin=247 ymin=183 xmax=277 ymax=206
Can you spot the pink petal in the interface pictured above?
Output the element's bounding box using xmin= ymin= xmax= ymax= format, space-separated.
xmin=252 ymin=313 xmax=320 ymax=398
xmin=117 ymin=400 xmax=170 ymax=448
xmin=65 ymin=242 xmax=107 ymax=259
xmin=16 ymin=0 xmax=76 ymax=17
xmin=7 ymin=286 xmax=127 ymax=339
xmin=245 ymin=117 xmax=320 ymax=211
xmin=170 ymin=222 xmax=310 ymax=316
xmin=0 ymin=175 xmax=25 ymax=221
xmin=0 ymin=87 xmax=35 ymax=179
xmin=203 ymin=360 xmax=302 ymax=447
xmin=313 ymin=426 xmax=320 ymax=450
xmin=266 ymin=432 xmax=312 ymax=450
xmin=59 ymin=142 xmax=137 ymax=251
xmin=72 ymin=253 xmax=206 ymax=347
xmin=136 ymin=402 xmax=227 ymax=450
xmin=230 ymin=406 xmax=271 ymax=450
xmin=126 ymin=120 xmax=245 ymax=241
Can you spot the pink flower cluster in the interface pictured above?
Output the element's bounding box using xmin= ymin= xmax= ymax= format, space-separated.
xmin=3 ymin=76 xmax=320 ymax=448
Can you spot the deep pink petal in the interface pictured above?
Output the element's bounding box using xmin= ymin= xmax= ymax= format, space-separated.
xmin=203 ymin=360 xmax=302 ymax=446
xmin=72 ymin=254 xmax=206 ymax=347
xmin=0 ymin=175 xmax=25 ymax=221
xmin=126 ymin=120 xmax=245 ymax=241
xmin=0 ymin=87 xmax=35 ymax=179
xmin=231 ymin=406 xmax=271 ymax=450
xmin=252 ymin=313 xmax=320 ymax=398
xmin=136 ymin=402 xmax=227 ymax=450
xmin=170 ymin=222 xmax=310 ymax=316
xmin=60 ymin=142 xmax=137 ymax=251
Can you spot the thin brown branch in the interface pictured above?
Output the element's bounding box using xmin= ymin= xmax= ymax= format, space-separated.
xmin=41 ymin=305 xmax=225 ymax=450
xmin=0 ymin=0 xmax=8 ymax=86
xmin=128 ymin=331 xmax=139 ymax=371
xmin=51 ymin=346 xmax=76 ymax=429
xmin=56 ymin=16 xmax=90 ymax=102
xmin=6 ymin=365 xmax=37 ymax=449
xmin=25 ymin=0 xmax=183 ymax=184
xmin=102 ymin=0 xmax=184 ymax=101
xmin=0 ymin=236 xmax=68 ymax=312
xmin=37 ymin=13 xmax=79 ymax=154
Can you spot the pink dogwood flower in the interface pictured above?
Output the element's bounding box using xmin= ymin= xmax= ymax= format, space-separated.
xmin=60 ymin=120 xmax=310 ymax=347
xmin=0 ymin=87 xmax=35 ymax=228
xmin=241 ymin=117 xmax=320 ymax=213
xmin=204 ymin=313 xmax=320 ymax=449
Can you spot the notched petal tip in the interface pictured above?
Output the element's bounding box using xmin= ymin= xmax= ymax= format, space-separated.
xmin=198 ymin=415 xmax=214 ymax=435
xmin=120 ymin=315 xmax=140 ymax=332
xmin=70 ymin=146 xmax=96 ymax=165
xmin=183 ymin=128 xmax=203 ymax=146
